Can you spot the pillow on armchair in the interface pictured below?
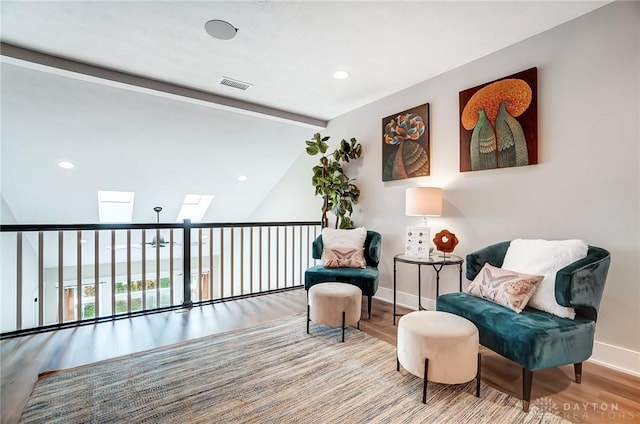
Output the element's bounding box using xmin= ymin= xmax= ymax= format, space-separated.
xmin=321 ymin=227 xmax=367 ymax=267
xmin=464 ymin=263 xmax=543 ymax=313
xmin=501 ymin=239 xmax=588 ymax=319
xmin=323 ymin=247 xmax=366 ymax=268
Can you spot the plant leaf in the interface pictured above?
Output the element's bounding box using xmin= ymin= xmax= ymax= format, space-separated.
xmin=306 ymin=145 xmax=319 ymax=155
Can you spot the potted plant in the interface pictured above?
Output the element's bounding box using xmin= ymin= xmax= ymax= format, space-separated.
xmin=305 ymin=133 xmax=363 ymax=229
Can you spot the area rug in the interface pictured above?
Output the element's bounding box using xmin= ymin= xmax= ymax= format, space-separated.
xmin=20 ymin=314 xmax=569 ymax=423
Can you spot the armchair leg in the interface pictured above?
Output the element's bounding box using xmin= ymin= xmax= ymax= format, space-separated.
xmin=522 ymin=368 xmax=534 ymax=412
xmin=574 ymin=363 xmax=582 ymax=384
xmin=306 ymin=304 xmax=310 ymax=334
xmin=367 ymin=295 xmax=372 ymax=320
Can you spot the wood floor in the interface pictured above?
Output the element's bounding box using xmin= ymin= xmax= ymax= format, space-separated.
xmin=2 ymin=289 xmax=638 ymax=424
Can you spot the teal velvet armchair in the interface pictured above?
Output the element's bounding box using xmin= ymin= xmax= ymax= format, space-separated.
xmin=437 ymin=241 xmax=610 ymax=412
xmin=304 ymin=230 xmax=381 ymax=319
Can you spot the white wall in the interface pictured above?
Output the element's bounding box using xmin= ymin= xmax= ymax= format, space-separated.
xmin=251 ymin=144 xmax=319 ymax=223
xmin=256 ymin=2 xmax=640 ymax=373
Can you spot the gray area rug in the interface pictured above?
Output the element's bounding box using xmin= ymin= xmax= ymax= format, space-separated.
xmin=20 ymin=314 xmax=569 ymax=423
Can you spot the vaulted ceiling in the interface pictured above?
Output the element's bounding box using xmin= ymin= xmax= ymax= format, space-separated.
xmin=0 ymin=1 xmax=609 ymax=225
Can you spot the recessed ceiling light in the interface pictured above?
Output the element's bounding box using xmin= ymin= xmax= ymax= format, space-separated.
xmin=58 ymin=161 xmax=74 ymax=169
xmin=238 ymin=175 xmax=247 ymax=182
xmin=333 ymin=70 xmax=350 ymax=80
xmin=205 ymin=19 xmax=238 ymax=40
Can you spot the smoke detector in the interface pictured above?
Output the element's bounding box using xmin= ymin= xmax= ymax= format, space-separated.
xmin=205 ymin=20 xmax=238 ymax=40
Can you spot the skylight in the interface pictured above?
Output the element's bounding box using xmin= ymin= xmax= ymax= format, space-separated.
xmin=98 ymin=191 xmax=134 ymax=223
xmin=176 ymin=194 xmax=213 ymax=222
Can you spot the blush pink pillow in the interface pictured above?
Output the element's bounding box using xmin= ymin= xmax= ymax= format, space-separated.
xmin=465 ymin=263 xmax=543 ymax=313
xmin=323 ymin=247 xmax=366 ymax=269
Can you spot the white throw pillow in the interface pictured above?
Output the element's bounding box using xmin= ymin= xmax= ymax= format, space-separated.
xmin=321 ymin=227 xmax=367 ymax=266
xmin=501 ymin=239 xmax=588 ymax=319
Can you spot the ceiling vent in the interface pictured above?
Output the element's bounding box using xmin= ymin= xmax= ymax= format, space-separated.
xmin=218 ymin=77 xmax=252 ymax=90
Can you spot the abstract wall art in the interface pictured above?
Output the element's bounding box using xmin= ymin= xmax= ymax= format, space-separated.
xmin=459 ymin=67 xmax=538 ymax=172
xmin=382 ymin=103 xmax=430 ymax=181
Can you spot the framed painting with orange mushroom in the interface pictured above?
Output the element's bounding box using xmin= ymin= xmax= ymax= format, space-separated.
xmin=459 ymin=67 xmax=538 ymax=172
xmin=382 ymin=103 xmax=430 ymax=181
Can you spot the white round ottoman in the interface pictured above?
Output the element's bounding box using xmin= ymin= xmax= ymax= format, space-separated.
xmin=307 ymin=282 xmax=362 ymax=342
xmin=397 ymin=310 xmax=481 ymax=403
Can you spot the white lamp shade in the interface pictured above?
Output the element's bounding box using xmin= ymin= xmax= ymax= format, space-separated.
xmin=405 ymin=187 xmax=442 ymax=217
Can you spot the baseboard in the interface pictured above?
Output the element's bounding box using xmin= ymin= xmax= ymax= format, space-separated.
xmin=374 ymin=287 xmax=640 ymax=377
xmin=375 ymin=286 xmax=434 ymax=313
xmin=591 ymin=341 xmax=640 ymax=377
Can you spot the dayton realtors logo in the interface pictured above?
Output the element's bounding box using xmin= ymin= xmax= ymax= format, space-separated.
xmin=532 ymin=397 xmax=560 ymax=420
xmin=533 ymin=397 xmax=637 ymax=421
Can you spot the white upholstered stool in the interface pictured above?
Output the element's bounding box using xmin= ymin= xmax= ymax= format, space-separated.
xmin=307 ymin=282 xmax=362 ymax=342
xmin=397 ymin=310 xmax=481 ymax=403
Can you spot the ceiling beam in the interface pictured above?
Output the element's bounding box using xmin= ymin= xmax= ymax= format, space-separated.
xmin=0 ymin=42 xmax=327 ymax=130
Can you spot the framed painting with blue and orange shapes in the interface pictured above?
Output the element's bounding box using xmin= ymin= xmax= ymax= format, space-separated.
xmin=382 ymin=103 xmax=430 ymax=181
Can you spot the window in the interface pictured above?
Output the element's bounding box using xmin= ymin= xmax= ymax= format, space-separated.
xmin=98 ymin=190 xmax=135 ymax=223
xmin=176 ymin=194 xmax=213 ymax=222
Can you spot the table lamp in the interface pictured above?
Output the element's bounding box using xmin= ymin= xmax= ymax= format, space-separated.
xmin=404 ymin=187 xmax=442 ymax=257
xmin=405 ymin=187 xmax=442 ymax=225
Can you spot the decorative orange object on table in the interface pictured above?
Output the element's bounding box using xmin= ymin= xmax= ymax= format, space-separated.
xmin=433 ymin=229 xmax=459 ymax=254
